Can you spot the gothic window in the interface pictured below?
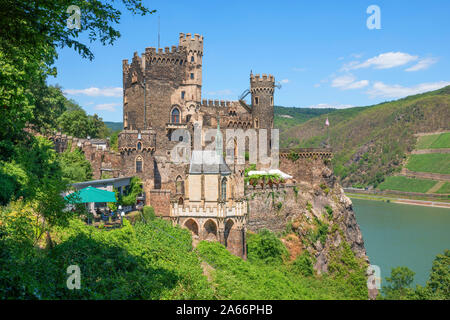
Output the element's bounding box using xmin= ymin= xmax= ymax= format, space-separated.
xmin=176 ymin=176 xmax=184 ymax=194
xmin=171 ymin=108 xmax=180 ymax=123
xmin=136 ymin=156 xmax=143 ymax=173
xmin=181 ymin=91 xmax=185 ymax=100
xmin=191 ymin=56 xmax=195 ymax=62
xmin=137 ymin=142 xmax=142 ymax=151
xmin=254 ymin=97 xmax=259 ymax=105
xmin=190 ymin=73 xmax=194 ymax=79
xmin=221 ymin=178 xmax=227 ymax=201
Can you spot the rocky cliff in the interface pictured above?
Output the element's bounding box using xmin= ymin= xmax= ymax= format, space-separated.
xmin=246 ymin=154 xmax=376 ymax=298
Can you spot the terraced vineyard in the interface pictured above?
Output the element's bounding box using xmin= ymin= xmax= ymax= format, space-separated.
xmin=416 ymin=132 xmax=450 ymax=149
xmin=436 ymin=182 xmax=450 ymax=194
xmin=406 ymin=153 xmax=450 ymax=175
xmin=378 ymin=131 xmax=450 ymax=195
xmin=377 ymin=176 xmax=438 ymax=193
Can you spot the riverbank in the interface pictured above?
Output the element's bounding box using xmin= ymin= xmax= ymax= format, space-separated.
xmin=346 ymin=192 xmax=450 ymax=209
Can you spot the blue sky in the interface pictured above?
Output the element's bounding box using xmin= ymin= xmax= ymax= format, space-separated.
xmin=49 ymin=0 xmax=450 ymax=122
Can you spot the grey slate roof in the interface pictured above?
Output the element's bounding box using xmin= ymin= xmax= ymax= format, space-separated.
xmin=189 ymin=150 xmax=231 ymax=175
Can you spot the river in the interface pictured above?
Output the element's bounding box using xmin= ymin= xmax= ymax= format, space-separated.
xmin=352 ymin=198 xmax=450 ymax=286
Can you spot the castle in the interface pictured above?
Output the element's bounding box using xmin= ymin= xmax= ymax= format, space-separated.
xmin=117 ymin=32 xmax=279 ymax=257
xmin=51 ymin=33 xmax=332 ymax=259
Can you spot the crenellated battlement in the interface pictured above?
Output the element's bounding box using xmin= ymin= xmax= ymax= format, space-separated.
xmin=179 ymin=32 xmax=203 ymax=53
xmin=201 ymin=99 xmax=236 ymax=108
xmin=250 ymin=73 xmax=275 ymax=83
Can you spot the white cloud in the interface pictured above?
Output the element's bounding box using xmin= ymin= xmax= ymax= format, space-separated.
xmin=64 ymin=87 xmax=122 ymax=97
xmin=303 ymin=103 xmax=355 ymax=109
xmin=280 ymin=79 xmax=289 ymax=84
xmin=94 ymin=103 xmax=120 ymax=112
xmin=345 ymin=52 xmax=418 ymax=70
xmin=367 ymin=81 xmax=450 ymax=98
xmin=340 ymin=60 xmax=361 ymax=72
xmin=331 ymin=74 xmax=369 ymax=90
xmin=351 ymin=53 xmax=363 ymax=59
xmin=405 ymin=57 xmax=438 ymax=72
xmin=205 ymin=89 xmax=233 ymax=96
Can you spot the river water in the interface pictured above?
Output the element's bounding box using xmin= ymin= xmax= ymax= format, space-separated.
xmin=352 ymin=198 xmax=450 ymax=286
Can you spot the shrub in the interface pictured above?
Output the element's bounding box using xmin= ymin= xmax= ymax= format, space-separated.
xmin=247 ymin=229 xmax=288 ymax=265
xmin=142 ymin=206 xmax=156 ymax=221
xmin=324 ymin=205 xmax=333 ymax=219
xmin=288 ymin=151 xmax=300 ymax=162
xmin=292 ymin=251 xmax=315 ymax=277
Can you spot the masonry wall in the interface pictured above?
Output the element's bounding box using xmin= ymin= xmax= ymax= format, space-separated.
xmin=247 ymin=185 xmax=299 ymax=232
xmin=149 ymin=190 xmax=171 ymax=217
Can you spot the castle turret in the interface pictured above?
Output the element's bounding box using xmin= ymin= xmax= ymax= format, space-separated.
xmin=250 ymin=73 xmax=275 ymax=129
xmin=179 ymin=33 xmax=204 ymax=102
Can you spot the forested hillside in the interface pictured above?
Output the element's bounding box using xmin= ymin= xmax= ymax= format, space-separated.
xmin=279 ymin=86 xmax=450 ymax=187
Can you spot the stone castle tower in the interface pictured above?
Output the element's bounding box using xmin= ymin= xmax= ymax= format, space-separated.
xmin=250 ymin=72 xmax=275 ymax=130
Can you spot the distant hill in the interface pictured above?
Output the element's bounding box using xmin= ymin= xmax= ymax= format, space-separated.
xmin=274 ymin=106 xmax=334 ymax=137
xmin=104 ymin=121 xmax=123 ymax=132
xmin=279 ymin=86 xmax=450 ymax=187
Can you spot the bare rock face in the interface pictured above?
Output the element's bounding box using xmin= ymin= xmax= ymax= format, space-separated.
xmin=247 ymin=156 xmax=376 ymax=298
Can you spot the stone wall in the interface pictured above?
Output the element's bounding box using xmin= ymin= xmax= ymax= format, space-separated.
xmin=149 ymin=190 xmax=171 ymax=217
xmin=247 ymin=185 xmax=299 ymax=232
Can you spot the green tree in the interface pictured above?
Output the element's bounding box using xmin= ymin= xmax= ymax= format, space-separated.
xmin=109 ymin=130 xmax=120 ymax=151
xmin=59 ymin=148 xmax=93 ymax=183
xmin=0 ymin=0 xmax=154 ymax=161
xmin=121 ymin=177 xmax=143 ymax=206
xmin=382 ymin=266 xmax=416 ymax=300
xmin=57 ymin=109 xmax=91 ymax=138
xmin=426 ymin=249 xmax=450 ymax=299
xmin=57 ymin=108 xmax=110 ymax=139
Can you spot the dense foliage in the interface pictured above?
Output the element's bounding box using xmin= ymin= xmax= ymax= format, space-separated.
xmin=57 ymin=105 xmax=110 ymax=139
xmin=247 ymin=229 xmax=289 ymax=265
xmin=59 ymin=148 xmax=93 ymax=184
xmin=0 ymin=218 xmax=212 ymax=299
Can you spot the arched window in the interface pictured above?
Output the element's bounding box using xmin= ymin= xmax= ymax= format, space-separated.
xmin=136 ymin=156 xmax=143 ymax=173
xmin=191 ymin=56 xmax=195 ymax=62
xmin=221 ymin=178 xmax=227 ymax=201
xmin=176 ymin=176 xmax=184 ymax=194
xmin=137 ymin=142 xmax=142 ymax=151
xmin=171 ymin=108 xmax=180 ymax=123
